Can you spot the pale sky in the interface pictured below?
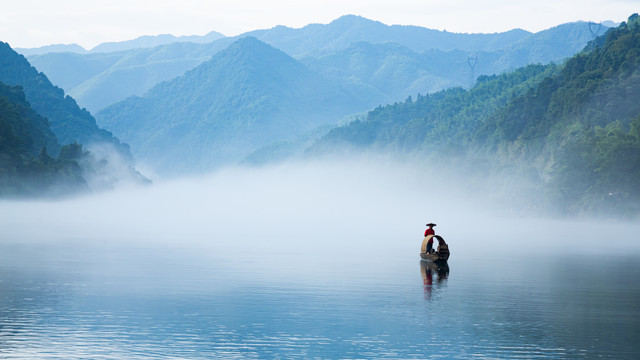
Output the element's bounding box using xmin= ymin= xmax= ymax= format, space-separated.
xmin=2 ymin=0 xmax=638 ymax=49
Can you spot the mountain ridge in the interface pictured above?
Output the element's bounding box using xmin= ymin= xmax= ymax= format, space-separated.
xmin=96 ymin=37 xmax=367 ymax=174
xmin=15 ymin=31 xmax=226 ymax=56
xmin=27 ymin=16 xmax=604 ymax=114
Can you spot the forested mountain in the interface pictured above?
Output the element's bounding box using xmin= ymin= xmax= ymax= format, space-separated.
xmin=306 ymin=15 xmax=640 ymax=216
xmin=306 ymin=64 xmax=558 ymax=156
xmin=0 ymin=81 xmax=86 ymax=196
xmin=24 ymin=16 xmax=601 ymax=113
xmin=96 ymin=37 xmax=367 ymax=174
xmin=0 ymin=80 xmax=150 ymax=197
xmin=0 ymin=42 xmax=129 ymax=154
xmin=29 ymin=41 xmax=231 ymax=112
xmin=300 ymin=20 xmax=598 ymax=108
xmin=17 ymin=32 xmax=229 ymax=112
xmin=0 ymin=82 xmax=59 ymax=157
xmin=26 ymin=51 xmax=125 ymax=96
xmin=301 ymin=42 xmax=457 ymax=109
xmin=0 ymin=42 xmax=149 ymax=195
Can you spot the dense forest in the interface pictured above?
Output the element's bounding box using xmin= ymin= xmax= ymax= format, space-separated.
xmin=0 ymin=43 xmax=148 ymax=197
xmin=307 ymin=15 xmax=640 ymax=216
xmin=0 ymin=41 xmax=130 ymax=156
xmin=0 ymin=81 xmax=88 ymax=196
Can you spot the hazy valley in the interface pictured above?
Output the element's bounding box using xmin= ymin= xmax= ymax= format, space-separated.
xmin=2 ymin=8 xmax=640 ymax=358
xmin=1 ymin=14 xmax=638 ymax=215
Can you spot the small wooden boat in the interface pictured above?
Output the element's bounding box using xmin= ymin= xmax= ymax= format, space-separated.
xmin=419 ymin=234 xmax=450 ymax=262
xmin=420 ymin=252 xmax=449 ymax=262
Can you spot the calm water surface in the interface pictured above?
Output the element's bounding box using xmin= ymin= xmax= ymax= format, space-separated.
xmin=1 ymin=232 xmax=638 ymax=359
xmin=1 ymin=166 xmax=639 ymax=359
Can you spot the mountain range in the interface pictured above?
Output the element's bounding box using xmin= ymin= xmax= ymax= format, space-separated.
xmin=2 ymin=13 xmax=637 ymax=215
xmin=15 ymin=31 xmax=226 ymax=55
xmin=305 ymin=15 xmax=640 ymax=215
xmin=24 ymin=15 xmax=606 ymax=114
xmin=299 ymin=20 xmax=600 ymax=109
xmin=96 ymin=37 xmax=368 ymax=173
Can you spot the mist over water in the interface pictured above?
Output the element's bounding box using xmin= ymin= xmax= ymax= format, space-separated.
xmin=2 ymin=158 xmax=637 ymax=253
xmin=2 ymin=158 xmax=639 ymax=290
xmin=1 ymin=159 xmax=639 ymax=358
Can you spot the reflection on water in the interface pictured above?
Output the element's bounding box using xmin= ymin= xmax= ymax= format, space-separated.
xmin=420 ymin=260 xmax=449 ymax=300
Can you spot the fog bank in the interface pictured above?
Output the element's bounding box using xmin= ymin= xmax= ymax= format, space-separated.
xmin=1 ymin=159 xmax=639 ymax=259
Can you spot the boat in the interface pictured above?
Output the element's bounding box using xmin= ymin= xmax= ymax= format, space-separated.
xmin=419 ymin=234 xmax=450 ymax=262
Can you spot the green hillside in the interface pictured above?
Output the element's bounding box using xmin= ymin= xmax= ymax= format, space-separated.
xmin=0 ymin=82 xmax=59 ymax=157
xmin=28 ymin=41 xmax=231 ymax=112
xmin=97 ymin=37 xmax=368 ymax=174
xmin=0 ymin=81 xmax=88 ymax=196
xmin=307 ymin=15 xmax=640 ymax=216
xmin=26 ymin=51 xmax=124 ymax=93
xmin=0 ymin=42 xmax=130 ymax=155
xmin=0 ymin=42 xmax=149 ymax=196
xmin=477 ymin=15 xmax=640 ymax=214
xmin=306 ymin=64 xmax=557 ymax=155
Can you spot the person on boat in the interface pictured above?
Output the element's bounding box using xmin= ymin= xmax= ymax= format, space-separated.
xmin=424 ymin=223 xmax=436 ymax=253
xmin=437 ymin=237 xmax=449 ymax=259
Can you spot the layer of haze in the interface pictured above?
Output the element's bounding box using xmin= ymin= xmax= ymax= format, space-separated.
xmin=3 ymin=0 xmax=637 ymax=48
xmin=1 ymin=160 xmax=639 ymax=276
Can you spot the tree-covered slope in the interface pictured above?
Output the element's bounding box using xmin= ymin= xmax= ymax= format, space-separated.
xmin=306 ymin=64 xmax=558 ymax=156
xmin=0 ymin=82 xmax=59 ymax=157
xmin=502 ymin=21 xmax=605 ymax=66
xmin=306 ymin=14 xmax=640 ymax=216
xmin=26 ymin=51 xmax=124 ymax=94
xmin=96 ymin=37 xmax=368 ymax=174
xmin=476 ymin=15 xmax=640 ymax=213
xmin=0 ymin=81 xmax=88 ymax=196
xmin=0 ymin=42 xmax=129 ymax=155
xmin=301 ymin=42 xmax=457 ymax=108
xmin=28 ymin=40 xmax=232 ymax=112
xmin=0 ymin=85 xmax=147 ymax=197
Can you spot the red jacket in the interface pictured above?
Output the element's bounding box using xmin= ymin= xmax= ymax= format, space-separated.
xmin=424 ymin=228 xmax=435 ymax=238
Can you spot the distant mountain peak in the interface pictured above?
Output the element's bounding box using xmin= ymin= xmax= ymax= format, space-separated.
xmin=15 ymin=43 xmax=88 ymax=56
xmin=221 ymin=36 xmax=289 ymax=59
xmin=176 ymin=36 xmax=303 ymax=84
xmin=231 ymin=35 xmax=267 ymax=46
xmin=334 ymin=14 xmax=370 ymax=22
xmin=329 ymin=14 xmax=385 ymax=27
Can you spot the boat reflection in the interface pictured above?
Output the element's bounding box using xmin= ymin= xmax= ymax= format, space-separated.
xmin=420 ymin=260 xmax=449 ymax=300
